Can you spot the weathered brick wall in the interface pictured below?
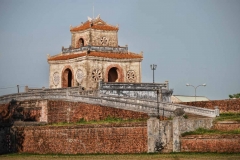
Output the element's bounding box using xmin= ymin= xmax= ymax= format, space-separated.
xmin=181 ymin=135 xmax=240 ymax=152
xmin=15 ymin=122 xmax=147 ymax=154
xmin=0 ymin=103 xmax=9 ymax=122
xmin=0 ymin=100 xmax=46 ymax=123
xmin=47 ymin=100 xmax=149 ymax=124
xmin=213 ymin=122 xmax=240 ymax=131
xmin=0 ymin=126 xmax=12 ymax=154
xmin=180 ymin=99 xmax=240 ymax=113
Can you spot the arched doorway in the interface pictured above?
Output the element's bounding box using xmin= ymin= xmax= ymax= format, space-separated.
xmin=79 ymin=38 xmax=84 ymax=47
xmin=105 ymin=64 xmax=124 ymax=82
xmin=62 ymin=68 xmax=73 ymax=88
xmin=108 ymin=67 xmax=118 ymax=82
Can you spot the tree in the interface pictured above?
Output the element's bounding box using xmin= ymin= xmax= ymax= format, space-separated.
xmin=229 ymin=93 xmax=240 ymax=98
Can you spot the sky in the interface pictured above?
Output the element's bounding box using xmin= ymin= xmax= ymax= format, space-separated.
xmin=0 ymin=0 xmax=240 ymax=100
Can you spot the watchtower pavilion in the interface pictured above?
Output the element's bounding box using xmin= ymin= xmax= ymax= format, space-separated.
xmin=47 ymin=15 xmax=143 ymax=90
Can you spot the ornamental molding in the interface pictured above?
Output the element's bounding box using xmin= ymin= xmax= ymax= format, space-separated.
xmin=76 ymin=69 xmax=85 ymax=84
xmin=92 ymin=69 xmax=102 ymax=82
xmin=127 ymin=70 xmax=136 ymax=82
xmin=52 ymin=72 xmax=60 ymax=86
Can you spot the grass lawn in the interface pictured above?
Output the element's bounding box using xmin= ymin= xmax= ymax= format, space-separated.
xmin=49 ymin=116 xmax=148 ymax=126
xmin=1 ymin=153 xmax=240 ymax=160
xmin=215 ymin=113 xmax=240 ymax=122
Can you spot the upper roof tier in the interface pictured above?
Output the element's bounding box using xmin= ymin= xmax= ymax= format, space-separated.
xmin=70 ymin=15 xmax=119 ymax=32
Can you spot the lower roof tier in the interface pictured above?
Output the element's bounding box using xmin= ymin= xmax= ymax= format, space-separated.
xmin=48 ymin=51 xmax=143 ymax=61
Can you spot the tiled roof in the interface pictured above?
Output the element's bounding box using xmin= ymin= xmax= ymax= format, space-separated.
xmin=70 ymin=18 xmax=118 ymax=32
xmin=48 ymin=52 xmax=142 ymax=61
xmin=48 ymin=53 xmax=86 ymax=61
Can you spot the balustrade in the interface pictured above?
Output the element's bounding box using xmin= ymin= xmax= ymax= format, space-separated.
xmin=0 ymin=85 xmax=218 ymax=117
xmin=62 ymin=45 xmax=128 ymax=54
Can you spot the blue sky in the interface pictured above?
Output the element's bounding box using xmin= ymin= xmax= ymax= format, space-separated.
xmin=0 ymin=0 xmax=240 ymax=100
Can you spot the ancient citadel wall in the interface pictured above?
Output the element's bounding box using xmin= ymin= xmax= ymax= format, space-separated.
xmin=47 ymin=100 xmax=149 ymax=124
xmin=0 ymin=100 xmax=149 ymax=124
xmin=147 ymin=117 xmax=214 ymax=152
xmin=181 ymin=135 xmax=240 ymax=152
xmin=1 ymin=99 xmax=240 ymax=154
xmin=1 ymin=123 xmax=147 ymax=154
xmin=180 ymin=99 xmax=240 ymax=113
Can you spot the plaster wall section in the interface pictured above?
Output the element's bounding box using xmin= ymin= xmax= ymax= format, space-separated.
xmin=71 ymin=29 xmax=118 ymax=47
xmin=91 ymin=30 xmax=118 ymax=47
xmin=71 ymin=31 xmax=90 ymax=48
xmin=172 ymin=117 xmax=214 ymax=152
xmin=49 ymin=56 xmax=88 ymax=88
xmin=87 ymin=58 xmax=141 ymax=82
xmin=147 ymin=116 xmax=214 ymax=153
xmin=147 ymin=117 xmax=160 ymax=153
xmin=49 ymin=56 xmax=142 ymax=90
xmin=39 ymin=100 xmax=48 ymax=122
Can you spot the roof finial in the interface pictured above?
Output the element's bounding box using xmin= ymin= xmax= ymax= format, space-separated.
xmin=96 ymin=14 xmax=100 ymax=19
xmin=88 ymin=17 xmax=92 ymax=21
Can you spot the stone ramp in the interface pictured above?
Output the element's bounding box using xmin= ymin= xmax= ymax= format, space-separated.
xmin=0 ymin=89 xmax=219 ymax=118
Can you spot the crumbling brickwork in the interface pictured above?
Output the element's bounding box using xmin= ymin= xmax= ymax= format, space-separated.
xmin=180 ymin=99 xmax=240 ymax=113
xmin=15 ymin=123 xmax=147 ymax=154
xmin=181 ymin=135 xmax=240 ymax=152
xmin=212 ymin=122 xmax=240 ymax=131
xmin=47 ymin=100 xmax=149 ymax=124
xmin=0 ymin=100 xmax=46 ymax=123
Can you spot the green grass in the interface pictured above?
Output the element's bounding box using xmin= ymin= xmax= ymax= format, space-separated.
xmin=215 ymin=113 xmax=240 ymax=122
xmin=1 ymin=152 xmax=240 ymax=160
xmin=50 ymin=116 xmax=147 ymax=126
xmin=182 ymin=127 xmax=240 ymax=137
xmin=183 ymin=114 xmax=188 ymax=119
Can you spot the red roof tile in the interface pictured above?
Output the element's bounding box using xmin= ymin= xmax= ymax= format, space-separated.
xmin=48 ymin=52 xmax=142 ymax=61
xmin=70 ymin=18 xmax=118 ymax=32
xmin=48 ymin=53 xmax=86 ymax=61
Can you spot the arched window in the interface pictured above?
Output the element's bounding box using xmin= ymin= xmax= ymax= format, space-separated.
xmin=79 ymin=38 xmax=84 ymax=47
xmin=62 ymin=68 xmax=73 ymax=88
xmin=108 ymin=67 xmax=118 ymax=82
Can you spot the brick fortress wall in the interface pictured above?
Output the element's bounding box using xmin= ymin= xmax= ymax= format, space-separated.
xmin=47 ymin=100 xmax=149 ymax=124
xmin=14 ymin=123 xmax=147 ymax=154
xmin=0 ymin=100 xmax=44 ymax=123
xmin=181 ymin=135 xmax=240 ymax=152
xmin=0 ymin=100 xmax=149 ymax=124
xmin=180 ymin=99 xmax=240 ymax=113
xmin=0 ymin=99 xmax=149 ymax=154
